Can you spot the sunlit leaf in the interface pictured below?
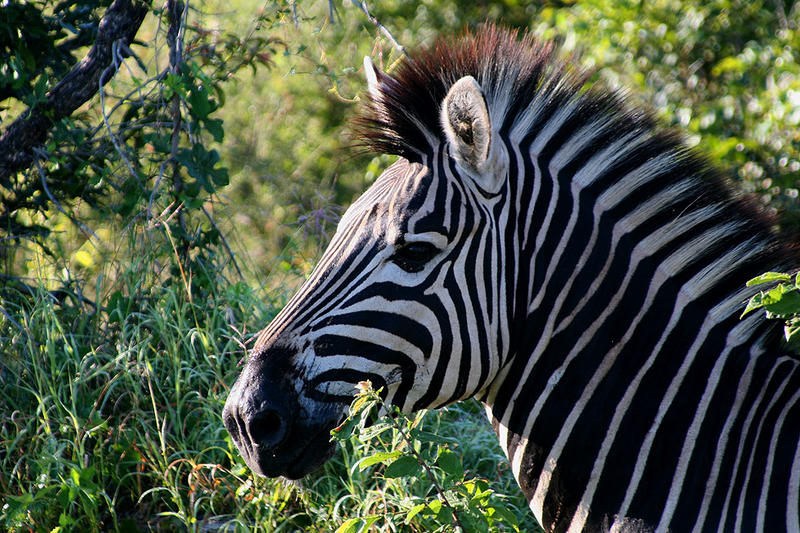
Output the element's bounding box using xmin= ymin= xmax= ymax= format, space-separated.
xmin=384 ymin=455 xmax=420 ymax=478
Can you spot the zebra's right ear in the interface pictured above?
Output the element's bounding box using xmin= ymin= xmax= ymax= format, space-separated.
xmin=440 ymin=76 xmax=495 ymax=184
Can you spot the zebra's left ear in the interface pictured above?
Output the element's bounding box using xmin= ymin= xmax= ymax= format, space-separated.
xmin=441 ymin=76 xmax=499 ymax=187
xmin=364 ymin=56 xmax=387 ymax=101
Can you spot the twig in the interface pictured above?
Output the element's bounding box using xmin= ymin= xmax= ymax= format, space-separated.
xmin=349 ymin=0 xmax=405 ymax=55
xmin=148 ymin=161 xmax=169 ymax=219
xmin=33 ymin=155 xmax=100 ymax=243
xmin=99 ymin=45 xmax=142 ymax=183
xmin=390 ymin=412 xmax=467 ymax=531
xmin=201 ymin=205 xmax=244 ymax=279
xmin=167 ymin=0 xmax=189 ymax=236
xmin=89 ymin=69 xmax=168 ymax=140
xmin=0 ymin=305 xmax=25 ymax=333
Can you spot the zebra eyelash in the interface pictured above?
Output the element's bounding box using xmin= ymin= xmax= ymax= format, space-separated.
xmin=389 ymin=241 xmax=441 ymax=273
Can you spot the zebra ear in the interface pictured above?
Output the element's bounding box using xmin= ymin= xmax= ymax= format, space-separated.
xmin=441 ymin=76 xmax=493 ymax=178
xmin=364 ymin=56 xmax=385 ymax=101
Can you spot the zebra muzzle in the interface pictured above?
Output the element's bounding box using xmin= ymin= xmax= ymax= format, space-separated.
xmin=222 ymin=347 xmax=340 ymax=479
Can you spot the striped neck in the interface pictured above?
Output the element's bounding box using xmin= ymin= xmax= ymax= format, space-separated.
xmin=481 ymin=97 xmax=798 ymax=531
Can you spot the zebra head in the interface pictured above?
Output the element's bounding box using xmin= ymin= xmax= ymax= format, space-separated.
xmin=223 ymin=33 xmax=531 ymax=479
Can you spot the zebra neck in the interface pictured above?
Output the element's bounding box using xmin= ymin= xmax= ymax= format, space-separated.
xmin=481 ymin=205 xmax=800 ymax=531
xmin=478 ymin=123 xmax=800 ymax=529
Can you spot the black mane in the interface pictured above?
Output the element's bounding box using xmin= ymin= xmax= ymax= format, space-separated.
xmin=357 ymin=26 xmax=650 ymax=158
xmin=354 ymin=25 xmax=798 ymax=355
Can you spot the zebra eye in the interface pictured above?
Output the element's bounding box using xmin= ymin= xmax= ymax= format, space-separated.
xmin=390 ymin=241 xmax=439 ymax=273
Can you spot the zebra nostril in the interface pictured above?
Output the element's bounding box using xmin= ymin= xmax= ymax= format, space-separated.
xmin=247 ymin=408 xmax=287 ymax=449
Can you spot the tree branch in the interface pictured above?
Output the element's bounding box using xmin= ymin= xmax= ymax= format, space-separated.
xmin=0 ymin=0 xmax=149 ymax=185
xmin=349 ymin=0 xmax=405 ymax=55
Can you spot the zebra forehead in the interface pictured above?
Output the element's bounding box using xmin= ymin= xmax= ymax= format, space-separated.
xmin=334 ymin=159 xmax=433 ymax=233
xmin=353 ymin=24 xmax=594 ymax=160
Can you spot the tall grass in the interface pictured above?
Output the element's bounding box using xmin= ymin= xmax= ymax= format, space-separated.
xmin=0 ymin=255 xmax=537 ymax=532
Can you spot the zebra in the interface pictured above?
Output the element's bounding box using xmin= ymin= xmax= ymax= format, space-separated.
xmin=222 ymin=26 xmax=800 ymax=532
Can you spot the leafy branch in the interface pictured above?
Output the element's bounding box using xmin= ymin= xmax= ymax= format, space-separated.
xmin=743 ymin=271 xmax=800 ymax=348
xmin=331 ymin=382 xmax=521 ymax=533
xmin=0 ymin=0 xmax=149 ymax=183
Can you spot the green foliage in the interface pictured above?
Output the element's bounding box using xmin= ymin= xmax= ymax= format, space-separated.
xmin=1 ymin=0 xmax=277 ymax=296
xmin=0 ymin=0 xmax=102 ymax=103
xmin=743 ymin=271 xmax=800 ymax=347
xmin=330 ymin=383 xmax=536 ymax=532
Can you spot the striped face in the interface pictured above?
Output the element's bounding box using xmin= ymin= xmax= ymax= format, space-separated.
xmin=223 ymin=148 xmax=510 ymax=478
xmin=223 ymin=67 xmax=513 ymax=479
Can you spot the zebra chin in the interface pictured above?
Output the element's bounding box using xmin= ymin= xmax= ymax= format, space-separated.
xmin=222 ymin=345 xmax=348 ymax=480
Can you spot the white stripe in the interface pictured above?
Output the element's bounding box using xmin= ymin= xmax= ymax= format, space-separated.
xmin=788 ymin=425 xmax=800 ymax=533
xmin=614 ymin=243 xmax=761 ymax=523
xmin=540 ymin=223 xmax=740 ymax=530
xmin=654 ymin=324 xmax=752 ymax=531
xmin=732 ymin=367 xmax=794 ymax=533
xmin=713 ymin=361 xmax=785 ymax=533
xmin=689 ymin=344 xmax=760 ymax=533
xmin=719 ymin=364 xmax=793 ymax=533
xmin=756 ymin=378 xmax=800 ymax=533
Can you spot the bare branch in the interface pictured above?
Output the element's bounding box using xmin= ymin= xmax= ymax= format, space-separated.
xmin=349 ymin=0 xmax=405 ymax=55
xmin=0 ymin=0 xmax=150 ymax=184
xmin=167 ymin=0 xmax=189 ymax=235
xmin=33 ymin=154 xmax=101 ymax=243
xmin=99 ymin=46 xmax=143 ymax=184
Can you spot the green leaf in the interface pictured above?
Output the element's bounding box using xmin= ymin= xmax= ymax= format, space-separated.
xmin=462 ymin=511 xmax=489 ymax=533
xmin=763 ymin=288 xmax=800 ymax=318
xmin=205 ymin=118 xmax=224 ymax=142
xmin=468 ymin=486 xmax=494 ymax=506
xmin=437 ymin=450 xmax=463 ymax=478
xmin=427 ymin=499 xmax=442 ymax=514
xmin=70 ymin=467 xmax=80 ymax=485
xmin=358 ymin=450 xmax=402 ymax=471
xmin=746 ymin=272 xmax=792 ymax=286
xmin=785 ymin=318 xmax=800 ymax=343
xmin=176 ymin=144 xmax=229 ymax=193
xmin=436 ymin=504 xmax=453 ymax=524
xmin=362 ymin=515 xmax=381 ymax=530
xmin=404 ymin=503 xmax=429 ymax=524
xmin=384 ymin=455 xmax=420 ymax=478
xmin=334 ymin=518 xmax=363 ymax=533
xmin=188 ymin=85 xmax=212 ymax=119
xmin=488 ymin=505 xmax=519 ymax=527
xmin=358 ymin=421 xmax=393 ymax=440
xmin=741 ymin=292 xmax=764 ymax=317
xmin=330 ymin=415 xmax=358 ymax=441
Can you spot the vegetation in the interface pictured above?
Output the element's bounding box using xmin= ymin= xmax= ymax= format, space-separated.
xmin=2 ymin=0 xmax=800 ymax=531
xmin=329 ymin=383 xmax=531 ymax=533
xmin=744 ymin=271 xmax=800 ymax=350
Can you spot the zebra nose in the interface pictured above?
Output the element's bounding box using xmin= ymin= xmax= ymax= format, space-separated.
xmin=222 ymin=380 xmax=294 ymax=455
xmin=246 ymin=406 xmax=287 ymax=449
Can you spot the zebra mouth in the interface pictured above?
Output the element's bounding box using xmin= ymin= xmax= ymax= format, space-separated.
xmin=222 ymin=343 xmax=356 ymax=480
xmin=251 ymin=423 xmax=338 ymax=480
